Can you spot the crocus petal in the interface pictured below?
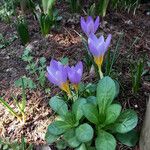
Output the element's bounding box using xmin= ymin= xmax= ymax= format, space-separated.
xmin=80 ymin=16 xmax=100 ymax=37
xmin=88 ymin=39 xmax=100 ymax=56
xmin=47 ymin=59 xmax=68 ymax=87
xmin=105 ymin=34 xmax=112 ymax=52
xmin=87 ymin=16 xmax=93 ymax=24
xmin=94 ymin=16 xmax=100 ymax=33
xmin=67 ymin=62 xmax=83 ymax=84
xmin=88 ymin=34 xmax=102 ymax=56
xmin=49 ymin=59 xmax=59 ymax=71
xmin=75 ymin=61 xmax=83 ymax=76
xmin=61 ymin=67 xmax=68 ymax=83
xmin=88 ymin=34 xmax=109 ymax=57
xmin=46 ymin=69 xmax=60 ymax=86
xmin=81 ymin=17 xmax=88 ymax=36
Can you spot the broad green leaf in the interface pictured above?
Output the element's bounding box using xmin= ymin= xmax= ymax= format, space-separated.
xmin=95 ymin=130 xmax=116 ymax=150
xmin=97 ymin=76 xmax=116 ymax=114
xmin=112 ymin=109 xmax=138 ymax=133
xmin=72 ymin=98 xmax=87 ymax=121
xmin=75 ymin=143 xmax=87 ymax=150
xmin=116 ymin=130 xmax=139 ymax=147
xmin=56 ymin=139 xmax=67 ymax=150
xmin=49 ymin=96 xmax=68 ymax=117
xmin=64 ymin=129 xmax=81 ymax=148
xmin=105 ymin=104 xmax=122 ymax=125
xmin=64 ymin=112 xmax=77 ymax=126
xmin=45 ymin=131 xmax=58 ymax=144
xmin=87 ymin=96 xmax=97 ymax=106
xmin=83 ymin=103 xmax=99 ymax=125
xmin=75 ymin=123 xmax=94 ymax=143
xmin=48 ymin=121 xmax=71 ymax=135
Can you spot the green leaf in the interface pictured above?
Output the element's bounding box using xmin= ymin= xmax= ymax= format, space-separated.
xmin=45 ymin=130 xmax=58 ymax=144
xmin=116 ymin=130 xmax=139 ymax=147
xmin=15 ymin=76 xmax=36 ymax=89
xmin=83 ymin=103 xmax=99 ymax=125
xmin=17 ymin=18 xmax=29 ymax=45
xmin=95 ymin=130 xmax=116 ymax=150
xmin=97 ymin=76 xmax=116 ymax=114
xmin=56 ymin=139 xmax=67 ymax=150
xmin=39 ymin=57 xmax=46 ymax=65
xmin=3 ymin=145 xmax=9 ymax=150
xmin=21 ymin=136 xmax=26 ymax=150
xmin=105 ymin=104 xmax=122 ymax=125
xmin=49 ymin=96 xmax=68 ymax=117
xmin=64 ymin=112 xmax=77 ymax=127
xmin=87 ymin=96 xmax=97 ymax=106
xmin=0 ymin=97 xmax=20 ymax=120
xmin=75 ymin=123 xmax=94 ymax=143
xmin=72 ymin=98 xmax=87 ymax=121
xmin=75 ymin=143 xmax=87 ymax=150
xmin=48 ymin=121 xmax=71 ymax=135
xmin=64 ymin=129 xmax=81 ymax=148
xmin=112 ymin=109 xmax=138 ymax=133
xmin=85 ymin=83 xmax=97 ymax=94
xmin=60 ymin=57 xmax=69 ymax=65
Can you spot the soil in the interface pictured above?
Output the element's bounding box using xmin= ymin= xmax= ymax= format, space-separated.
xmin=0 ymin=1 xmax=150 ymax=150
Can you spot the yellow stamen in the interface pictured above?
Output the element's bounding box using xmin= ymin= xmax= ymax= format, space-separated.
xmin=94 ymin=55 xmax=104 ymax=79
xmin=60 ymin=81 xmax=71 ymax=96
xmin=73 ymin=84 xmax=79 ymax=93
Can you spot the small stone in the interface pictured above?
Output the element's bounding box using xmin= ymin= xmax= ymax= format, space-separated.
xmin=134 ymin=104 xmax=138 ymax=108
xmin=6 ymin=68 xmax=13 ymax=72
xmin=26 ymin=43 xmax=34 ymax=50
xmin=5 ymin=56 xmax=10 ymax=59
xmin=125 ymin=20 xmax=133 ymax=25
xmin=146 ymin=11 xmax=150 ymax=16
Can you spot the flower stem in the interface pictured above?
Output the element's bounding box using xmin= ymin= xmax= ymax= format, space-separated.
xmin=98 ymin=66 xmax=103 ymax=79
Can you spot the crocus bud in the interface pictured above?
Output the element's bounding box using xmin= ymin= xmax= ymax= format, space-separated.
xmin=80 ymin=16 xmax=100 ymax=37
xmin=67 ymin=61 xmax=83 ymax=92
xmin=47 ymin=59 xmax=70 ymax=95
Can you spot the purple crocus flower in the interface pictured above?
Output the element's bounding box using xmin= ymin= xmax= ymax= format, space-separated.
xmin=67 ymin=61 xmax=83 ymax=91
xmin=88 ymin=33 xmax=112 ymax=78
xmin=47 ymin=59 xmax=70 ymax=95
xmin=81 ymin=16 xmax=100 ymax=37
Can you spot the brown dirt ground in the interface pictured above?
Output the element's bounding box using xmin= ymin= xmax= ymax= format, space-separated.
xmin=0 ymin=1 xmax=150 ymax=150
